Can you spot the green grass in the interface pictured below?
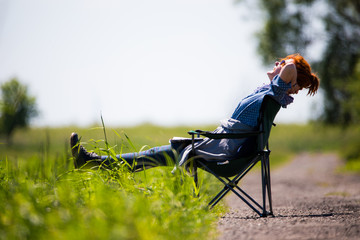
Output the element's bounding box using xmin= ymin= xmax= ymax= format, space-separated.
xmin=0 ymin=125 xmax=225 ymax=240
xmin=0 ymin=123 xmax=359 ymax=239
xmin=0 ymin=159 xmax=222 ymax=240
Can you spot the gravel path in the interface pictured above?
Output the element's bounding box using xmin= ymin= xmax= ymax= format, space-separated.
xmin=217 ymin=153 xmax=360 ymax=240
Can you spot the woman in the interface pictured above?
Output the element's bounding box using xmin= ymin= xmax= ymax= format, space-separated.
xmin=71 ymin=53 xmax=319 ymax=171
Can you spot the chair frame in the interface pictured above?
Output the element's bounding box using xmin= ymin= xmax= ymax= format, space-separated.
xmin=187 ymin=96 xmax=280 ymax=217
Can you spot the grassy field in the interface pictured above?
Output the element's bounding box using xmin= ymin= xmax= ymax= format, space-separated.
xmin=0 ymin=123 xmax=359 ymax=239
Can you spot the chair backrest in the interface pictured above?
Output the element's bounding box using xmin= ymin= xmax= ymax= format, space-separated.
xmin=258 ymin=95 xmax=281 ymax=151
xmin=198 ymin=95 xmax=281 ymax=177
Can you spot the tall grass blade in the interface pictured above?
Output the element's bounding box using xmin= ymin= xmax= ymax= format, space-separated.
xmin=124 ymin=133 xmax=137 ymax=152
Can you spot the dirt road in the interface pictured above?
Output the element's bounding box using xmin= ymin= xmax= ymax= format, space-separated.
xmin=217 ymin=153 xmax=360 ymax=240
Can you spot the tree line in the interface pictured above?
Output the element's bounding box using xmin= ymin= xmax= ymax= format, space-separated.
xmin=0 ymin=78 xmax=38 ymax=144
xmin=1 ymin=0 xmax=359 ymax=143
xmin=238 ymin=0 xmax=360 ymax=125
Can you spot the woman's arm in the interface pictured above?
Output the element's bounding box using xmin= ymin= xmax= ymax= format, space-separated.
xmin=279 ymin=62 xmax=297 ymax=84
xmin=280 ymin=61 xmax=301 ymax=94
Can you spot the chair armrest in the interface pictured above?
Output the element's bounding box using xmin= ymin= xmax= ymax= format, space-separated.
xmin=188 ymin=129 xmax=262 ymax=139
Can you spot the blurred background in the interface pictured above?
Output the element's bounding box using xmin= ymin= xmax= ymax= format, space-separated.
xmin=0 ymin=0 xmax=334 ymax=128
xmin=0 ymin=3 xmax=359 ymax=238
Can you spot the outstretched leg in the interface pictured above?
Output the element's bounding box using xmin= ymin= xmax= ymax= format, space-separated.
xmin=70 ymin=132 xmax=177 ymax=171
xmin=116 ymin=145 xmax=176 ymax=171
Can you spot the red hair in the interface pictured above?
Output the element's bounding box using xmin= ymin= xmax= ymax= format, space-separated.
xmin=281 ymin=53 xmax=320 ymax=96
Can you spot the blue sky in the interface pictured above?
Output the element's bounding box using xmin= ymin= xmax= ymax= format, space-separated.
xmin=0 ymin=0 xmax=322 ymax=127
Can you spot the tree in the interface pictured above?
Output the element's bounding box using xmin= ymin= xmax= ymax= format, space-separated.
xmin=238 ymin=0 xmax=360 ymax=125
xmin=0 ymin=78 xmax=38 ymax=144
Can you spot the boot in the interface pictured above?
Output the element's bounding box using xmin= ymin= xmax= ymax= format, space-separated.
xmin=70 ymin=132 xmax=101 ymax=169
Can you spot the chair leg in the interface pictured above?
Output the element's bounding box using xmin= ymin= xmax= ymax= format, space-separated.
xmin=190 ymin=134 xmax=200 ymax=197
xmin=197 ymin=156 xmax=274 ymax=217
xmin=209 ymin=186 xmax=231 ymax=208
xmin=198 ymin=160 xmax=262 ymax=216
xmin=193 ymin=162 xmax=200 ymax=197
xmin=261 ymin=151 xmax=273 ymax=217
xmin=265 ymin=157 xmax=273 ymax=215
xmin=261 ymin=156 xmax=267 ymax=216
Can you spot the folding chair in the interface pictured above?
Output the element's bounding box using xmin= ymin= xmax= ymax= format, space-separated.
xmin=187 ymin=95 xmax=281 ymax=217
